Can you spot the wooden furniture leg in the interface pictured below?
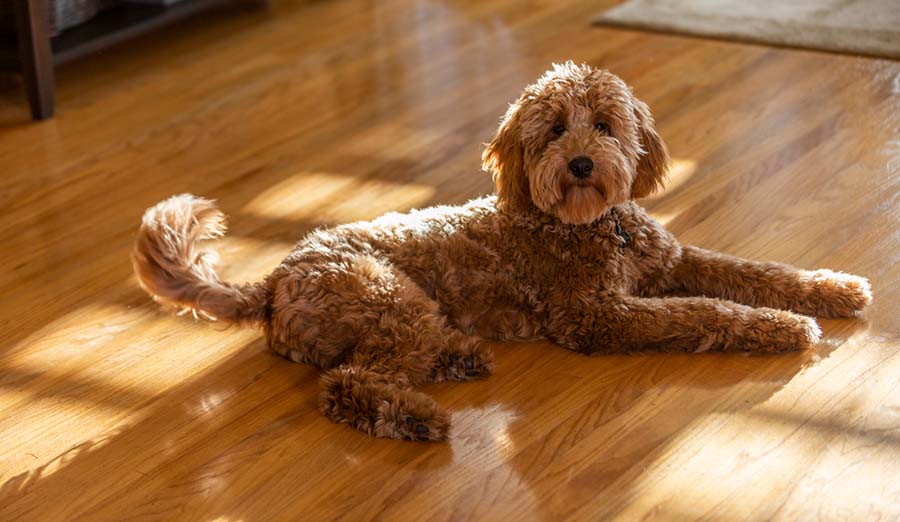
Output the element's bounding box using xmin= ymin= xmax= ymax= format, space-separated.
xmin=14 ymin=0 xmax=55 ymax=120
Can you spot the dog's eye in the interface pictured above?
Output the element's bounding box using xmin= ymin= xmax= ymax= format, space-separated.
xmin=551 ymin=124 xmax=566 ymax=137
xmin=595 ymin=121 xmax=610 ymax=135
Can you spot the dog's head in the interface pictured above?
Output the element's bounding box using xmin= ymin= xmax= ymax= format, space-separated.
xmin=483 ymin=62 xmax=669 ymax=224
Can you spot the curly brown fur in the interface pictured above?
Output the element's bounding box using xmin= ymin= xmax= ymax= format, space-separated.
xmin=133 ymin=62 xmax=872 ymax=442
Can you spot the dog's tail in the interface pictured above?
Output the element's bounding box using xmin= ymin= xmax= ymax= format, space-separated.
xmin=132 ymin=194 xmax=269 ymax=325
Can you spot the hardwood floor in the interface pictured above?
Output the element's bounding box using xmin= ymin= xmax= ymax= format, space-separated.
xmin=1 ymin=0 xmax=899 ymax=520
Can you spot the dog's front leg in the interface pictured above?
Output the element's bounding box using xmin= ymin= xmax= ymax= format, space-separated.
xmin=668 ymin=246 xmax=871 ymax=318
xmin=546 ymin=296 xmax=821 ymax=354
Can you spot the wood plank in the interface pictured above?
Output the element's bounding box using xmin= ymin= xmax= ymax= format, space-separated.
xmin=0 ymin=0 xmax=898 ymax=520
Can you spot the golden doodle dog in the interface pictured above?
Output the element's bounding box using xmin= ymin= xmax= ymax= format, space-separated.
xmin=133 ymin=62 xmax=871 ymax=442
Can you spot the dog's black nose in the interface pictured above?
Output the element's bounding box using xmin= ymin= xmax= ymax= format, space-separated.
xmin=568 ymin=156 xmax=594 ymax=178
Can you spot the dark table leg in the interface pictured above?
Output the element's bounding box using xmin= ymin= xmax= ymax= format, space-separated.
xmin=14 ymin=0 xmax=55 ymax=120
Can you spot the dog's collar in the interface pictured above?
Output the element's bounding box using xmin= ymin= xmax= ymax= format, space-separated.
xmin=609 ymin=208 xmax=632 ymax=247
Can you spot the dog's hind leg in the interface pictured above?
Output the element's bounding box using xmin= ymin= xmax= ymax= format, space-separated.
xmin=318 ymin=363 xmax=449 ymax=441
xmin=314 ymin=264 xmax=460 ymax=441
xmin=281 ymin=252 xmax=489 ymax=440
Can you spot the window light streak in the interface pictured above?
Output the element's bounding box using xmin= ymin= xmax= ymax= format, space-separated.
xmin=242 ymin=172 xmax=436 ymax=223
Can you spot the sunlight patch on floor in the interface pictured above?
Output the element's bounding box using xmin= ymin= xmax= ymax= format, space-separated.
xmin=2 ymin=302 xmax=257 ymax=394
xmin=216 ymin=236 xmax=296 ymax=282
xmin=2 ymin=303 xmax=144 ymax=367
xmin=450 ymin=404 xmax=520 ymax=461
xmin=639 ymin=158 xmax=698 ymax=226
xmin=0 ymin=426 xmax=123 ymax=497
xmin=607 ymin=411 xmax=824 ymax=520
xmin=241 ymin=172 xmax=436 ymax=223
xmin=609 ymin=399 xmax=900 ymax=520
xmin=586 ymin=333 xmax=900 ymax=520
xmin=371 ymin=403 xmax=541 ymax=519
xmin=0 ymin=300 xmax=262 ymax=481
xmin=647 ymin=210 xmax=679 ymax=227
xmin=646 ymin=158 xmax=697 ymax=201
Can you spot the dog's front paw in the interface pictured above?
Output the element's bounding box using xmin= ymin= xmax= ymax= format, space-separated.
xmin=806 ymin=270 xmax=872 ymax=318
xmin=375 ymin=390 xmax=450 ymax=442
xmin=741 ymin=309 xmax=821 ymax=352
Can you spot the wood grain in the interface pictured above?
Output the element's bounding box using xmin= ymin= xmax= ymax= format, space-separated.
xmin=1 ymin=0 xmax=899 ymax=520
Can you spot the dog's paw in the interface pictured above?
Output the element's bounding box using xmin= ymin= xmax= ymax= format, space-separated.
xmin=375 ymin=390 xmax=450 ymax=442
xmin=806 ymin=270 xmax=872 ymax=318
xmin=741 ymin=309 xmax=821 ymax=352
xmin=433 ymin=341 xmax=495 ymax=382
xmin=447 ymin=345 xmax=495 ymax=381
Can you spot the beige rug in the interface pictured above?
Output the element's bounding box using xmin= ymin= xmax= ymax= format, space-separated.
xmin=594 ymin=0 xmax=900 ymax=60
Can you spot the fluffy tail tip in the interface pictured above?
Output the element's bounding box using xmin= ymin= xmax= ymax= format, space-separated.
xmin=132 ymin=194 xmax=265 ymax=324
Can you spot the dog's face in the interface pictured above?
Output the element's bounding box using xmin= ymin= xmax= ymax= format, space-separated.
xmin=483 ymin=62 xmax=670 ymax=224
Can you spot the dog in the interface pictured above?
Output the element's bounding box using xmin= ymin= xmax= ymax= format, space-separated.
xmin=133 ymin=62 xmax=872 ymax=442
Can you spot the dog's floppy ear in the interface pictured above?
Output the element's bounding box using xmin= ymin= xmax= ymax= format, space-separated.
xmin=631 ymin=98 xmax=670 ymax=199
xmin=482 ymin=103 xmax=530 ymax=210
